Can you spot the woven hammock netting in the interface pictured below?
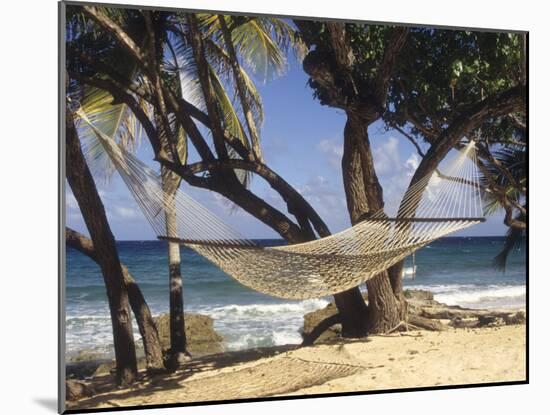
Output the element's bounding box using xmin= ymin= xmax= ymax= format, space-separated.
xmin=77 ymin=110 xmax=485 ymax=300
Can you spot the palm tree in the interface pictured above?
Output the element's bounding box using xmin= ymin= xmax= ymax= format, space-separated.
xmin=477 ymin=135 xmax=526 ymax=270
xmin=65 ymin=7 xmax=157 ymax=383
xmin=68 ymin=6 xmax=309 ymax=365
xmin=140 ymin=10 xmax=304 ymax=366
xmin=68 ymin=7 xmax=196 ymax=367
xmin=71 ymin=4 xmax=372 ymax=341
xmin=65 ymin=101 xmax=139 ymax=385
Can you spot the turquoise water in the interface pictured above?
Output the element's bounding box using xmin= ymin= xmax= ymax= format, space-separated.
xmin=65 ymin=237 xmax=526 ymax=356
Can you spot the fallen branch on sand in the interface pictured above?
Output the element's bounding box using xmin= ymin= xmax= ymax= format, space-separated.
xmin=301 ymin=289 xmax=526 ymax=345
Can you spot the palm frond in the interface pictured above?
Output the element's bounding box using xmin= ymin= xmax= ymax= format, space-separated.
xmin=232 ymin=19 xmax=287 ymax=82
xmin=203 ymin=37 xmax=264 ymax=128
xmin=259 ymin=17 xmax=307 ymax=62
xmin=479 ymin=141 xmax=526 ymax=216
xmin=207 ymin=65 xmax=250 ymax=151
xmin=493 ymin=210 xmax=526 ymax=271
xmin=76 ymin=86 xmax=143 ymax=182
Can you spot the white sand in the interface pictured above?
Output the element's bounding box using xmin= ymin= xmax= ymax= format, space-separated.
xmin=68 ymin=325 xmax=526 ymax=410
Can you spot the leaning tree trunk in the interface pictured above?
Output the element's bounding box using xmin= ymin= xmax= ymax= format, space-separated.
xmin=65 ymin=107 xmax=138 ymax=385
xmin=342 ymin=114 xmax=405 ymax=333
xmin=65 ymin=227 xmax=165 ymax=372
xmin=161 ymin=167 xmax=189 ymax=368
xmin=294 ymin=21 xmax=410 ymax=336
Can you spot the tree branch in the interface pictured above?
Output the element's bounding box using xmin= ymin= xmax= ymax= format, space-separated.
xmin=161 ymin=158 xmax=331 ymax=238
xmin=396 ymin=84 xmax=526 ymax=222
xmin=83 ymin=6 xmax=150 ymax=73
xmin=409 ymin=84 xmax=526 ymax=189
xmin=477 ymin=140 xmax=526 ymax=194
xmin=143 ymin=10 xmax=181 ymax=165
xmin=375 ymin=27 xmax=409 ymax=105
xmin=390 ymin=122 xmax=426 ymax=158
xmin=76 ymin=52 xmax=151 ymax=102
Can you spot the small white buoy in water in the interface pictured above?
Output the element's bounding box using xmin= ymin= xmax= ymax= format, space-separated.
xmin=402 ymin=253 xmax=417 ymax=279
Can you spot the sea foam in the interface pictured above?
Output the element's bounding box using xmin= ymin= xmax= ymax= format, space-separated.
xmin=197 ymin=299 xmax=330 ymax=350
xmin=410 ymin=283 xmax=526 ymax=309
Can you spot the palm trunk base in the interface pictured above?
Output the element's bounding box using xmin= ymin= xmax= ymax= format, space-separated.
xmin=165 ymin=350 xmax=192 ymax=372
xmin=366 ymin=272 xmax=406 ymax=333
xmin=334 ymin=288 xmax=369 ymax=338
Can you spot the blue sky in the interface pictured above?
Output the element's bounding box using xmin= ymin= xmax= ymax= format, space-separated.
xmin=66 ymin=62 xmax=508 ymax=240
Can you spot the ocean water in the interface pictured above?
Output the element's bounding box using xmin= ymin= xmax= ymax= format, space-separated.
xmin=65 ymin=237 xmax=526 ymax=357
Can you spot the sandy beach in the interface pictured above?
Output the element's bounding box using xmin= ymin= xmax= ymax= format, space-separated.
xmin=67 ymin=324 xmax=526 ymax=410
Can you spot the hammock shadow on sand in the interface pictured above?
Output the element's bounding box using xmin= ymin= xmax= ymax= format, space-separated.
xmin=67 ymin=345 xmax=363 ymax=409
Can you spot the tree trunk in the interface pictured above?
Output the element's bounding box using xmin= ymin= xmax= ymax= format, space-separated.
xmin=366 ymin=273 xmax=404 ymax=333
xmin=65 ymin=107 xmax=138 ymax=385
xmin=218 ymin=174 xmax=371 ymax=337
xmin=65 ymin=227 xmax=165 ymax=372
xmin=151 ymin=97 xmax=189 ymax=366
xmin=333 ymin=289 xmax=369 ymax=337
xmin=383 ymin=85 xmax=526 ymax=316
xmin=294 ymin=22 xmax=412 ymax=335
xmin=161 ymin=167 xmax=189 ymax=367
xmin=342 ymin=114 xmax=405 ymax=333
xmin=123 ymin=268 xmax=166 ymax=372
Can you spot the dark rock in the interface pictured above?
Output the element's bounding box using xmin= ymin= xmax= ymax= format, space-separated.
xmin=67 ymin=312 xmax=224 ymax=380
xmin=504 ymin=311 xmax=526 ymax=325
xmin=450 ymin=311 xmax=525 ymax=329
xmin=449 ymin=317 xmax=479 ymax=329
xmin=68 ymin=350 xmax=108 ymax=363
xmin=421 ymin=308 xmax=455 ymax=320
xmin=154 ymin=313 xmax=224 ymax=356
xmin=403 ymin=289 xmax=434 ymax=301
xmin=302 ymin=302 xmax=341 ymax=343
xmin=66 ymin=359 xmax=112 ymax=379
xmin=477 ymin=315 xmax=506 ymax=327
xmin=66 ymin=380 xmax=95 ymax=401
xmin=419 ymin=304 xmax=493 ymax=320
xmin=302 ymin=288 xmax=526 ymax=338
xmin=93 ymin=362 xmax=116 ymax=377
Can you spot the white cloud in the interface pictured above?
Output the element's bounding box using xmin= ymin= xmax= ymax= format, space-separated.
xmin=373 ymin=136 xmax=401 ymax=175
xmin=66 ymin=192 xmax=79 ymax=210
xmin=404 ymin=153 xmax=420 ymax=176
xmin=369 ymin=137 xmax=424 ymax=215
xmin=114 ymin=206 xmax=140 ymax=219
xmin=294 ymin=175 xmax=349 ymax=231
xmin=316 ymin=139 xmax=343 ymax=170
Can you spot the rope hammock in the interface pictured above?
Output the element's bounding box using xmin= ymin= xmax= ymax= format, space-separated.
xmin=76 ymin=109 xmax=485 ymax=300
